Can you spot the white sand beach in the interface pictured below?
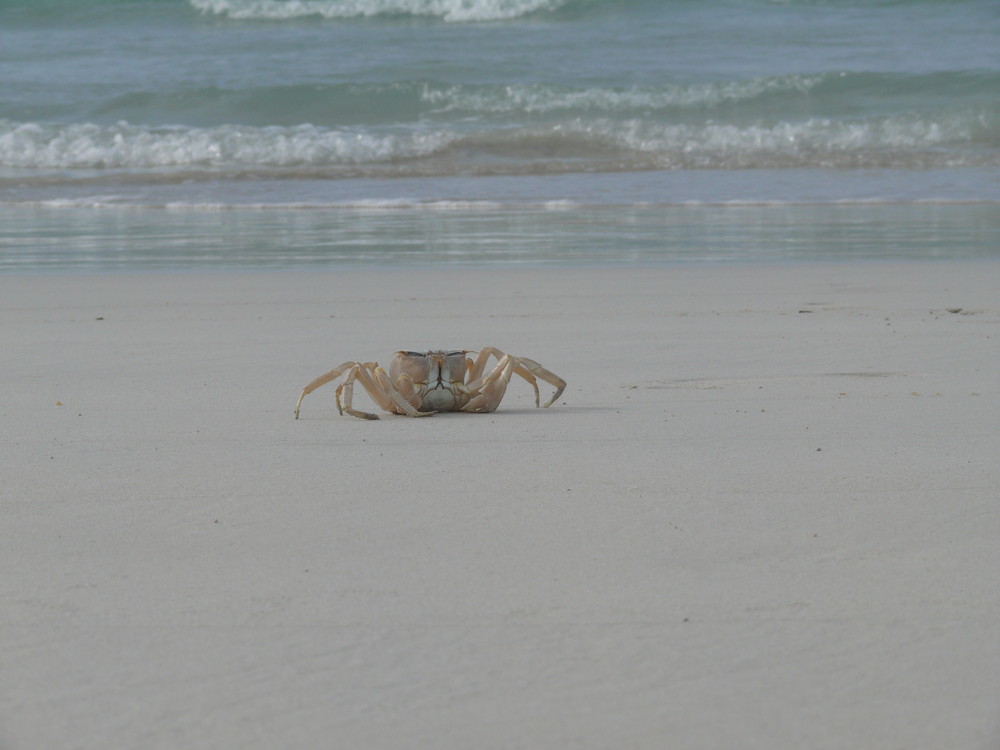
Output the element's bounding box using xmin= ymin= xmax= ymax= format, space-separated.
xmin=2 ymin=262 xmax=998 ymax=749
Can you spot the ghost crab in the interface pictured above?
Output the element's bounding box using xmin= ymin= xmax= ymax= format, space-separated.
xmin=294 ymin=347 xmax=566 ymax=420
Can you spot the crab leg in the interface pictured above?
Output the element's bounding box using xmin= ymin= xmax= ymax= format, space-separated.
xmin=467 ymin=347 xmax=505 ymax=381
xmin=469 ymin=347 xmax=541 ymax=405
xmin=513 ymin=357 xmax=566 ymax=408
xmin=511 ymin=365 xmax=541 ymax=407
xmin=295 ymin=361 xmax=358 ymax=419
xmin=333 ymin=363 xmax=399 ymax=420
xmin=468 ymin=348 xmax=564 ymax=409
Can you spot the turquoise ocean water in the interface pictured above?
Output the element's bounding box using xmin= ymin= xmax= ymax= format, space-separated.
xmin=1 ymin=0 xmax=998 ymax=271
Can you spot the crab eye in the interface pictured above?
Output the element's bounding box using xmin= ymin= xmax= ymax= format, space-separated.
xmin=445 ymin=350 xmax=464 ymax=356
xmin=403 ymin=351 xmax=426 ymax=358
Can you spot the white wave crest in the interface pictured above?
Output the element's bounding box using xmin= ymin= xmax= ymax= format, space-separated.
xmin=188 ymin=0 xmax=566 ymax=22
xmin=421 ymin=76 xmax=828 ymax=114
xmin=593 ymin=114 xmax=983 ymax=168
xmin=1 ymin=111 xmax=986 ymax=176
xmin=0 ymin=120 xmax=453 ymax=170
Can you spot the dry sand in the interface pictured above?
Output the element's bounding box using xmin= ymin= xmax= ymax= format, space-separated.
xmin=2 ymin=262 xmax=998 ymax=749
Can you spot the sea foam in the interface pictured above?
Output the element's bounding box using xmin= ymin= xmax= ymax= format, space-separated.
xmin=188 ymin=0 xmax=568 ymax=22
xmin=3 ymin=110 xmax=989 ymax=175
xmin=0 ymin=121 xmax=454 ymax=170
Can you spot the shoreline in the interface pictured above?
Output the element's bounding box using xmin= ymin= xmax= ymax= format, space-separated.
xmin=3 ymin=200 xmax=999 ymax=274
xmin=2 ymin=261 xmax=997 ymax=749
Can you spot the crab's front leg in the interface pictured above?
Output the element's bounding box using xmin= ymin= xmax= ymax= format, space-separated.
xmin=462 ymin=354 xmax=518 ymax=413
xmin=467 ymin=347 xmax=540 ymax=406
xmin=372 ymin=367 xmax=436 ymax=418
xmin=465 ymin=348 xmax=566 ymax=411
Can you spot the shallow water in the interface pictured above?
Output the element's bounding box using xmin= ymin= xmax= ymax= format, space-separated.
xmin=4 ymin=201 xmax=996 ymax=273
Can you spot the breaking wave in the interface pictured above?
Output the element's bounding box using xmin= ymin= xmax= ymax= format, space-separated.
xmin=0 ymin=121 xmax=454 ymax=170
xmin=188 ymin=0 xmax=574 ymax=22
xmin=3 ymin=68 xmax=995 ymax=179
xmin=2 ymin=108 xmax=995 ymax=178
xmin=186 ymin=0 xmax=989 ymax=24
